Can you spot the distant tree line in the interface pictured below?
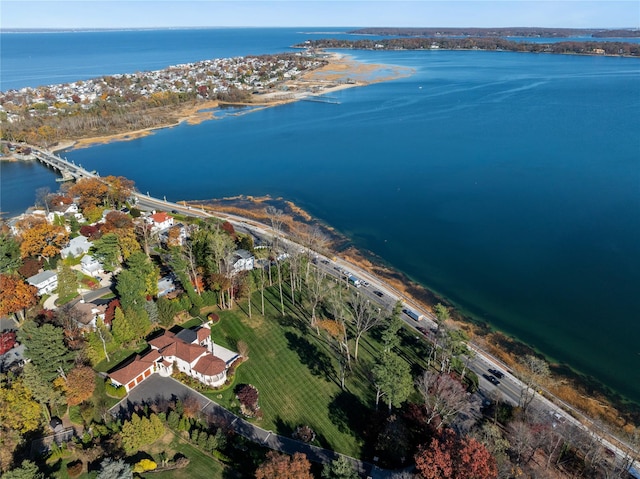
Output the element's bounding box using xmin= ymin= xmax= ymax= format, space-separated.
xmin=348 ymin=27 xmax=640 ymax=38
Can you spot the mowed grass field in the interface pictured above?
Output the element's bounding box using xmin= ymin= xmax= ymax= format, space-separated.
xmin=206 ymin=284 xmax=432 ymax=458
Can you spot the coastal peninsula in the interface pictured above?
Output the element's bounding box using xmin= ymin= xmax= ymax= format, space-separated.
xmin=0 ymin=52 xmax=410 ymax=153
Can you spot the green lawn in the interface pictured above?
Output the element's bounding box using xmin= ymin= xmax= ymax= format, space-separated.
xmin=205 ymin=285 xmax=432 ymax=458
xmin=140 ymin=433 xmax=228 ymax=479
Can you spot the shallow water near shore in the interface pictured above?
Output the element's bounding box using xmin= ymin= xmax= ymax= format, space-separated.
xmin=2 ymin=29 xmax=639 ymax=406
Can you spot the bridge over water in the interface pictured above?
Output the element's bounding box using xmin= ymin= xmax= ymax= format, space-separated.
xmin=30 ymin=147 xmax=98 ymax=182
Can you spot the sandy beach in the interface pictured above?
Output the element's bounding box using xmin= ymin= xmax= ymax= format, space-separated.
xmin=51 ymin=53 xmax=412 ymax=153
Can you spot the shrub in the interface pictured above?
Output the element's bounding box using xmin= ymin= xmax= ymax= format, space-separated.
xmin=292 ymin=425 xmax=316 ymax=443
xmin=133 ymin=459 xmax=157 ymax=473
xmin=235 ymin=384 xmax=259 ymax=417
xmin=66 ymin=460 xmax=83 ymax=478
xmin=201 ymin=290 xmax=218 ymax=306
xmin=189 ymin=305 xmax=201 ymax=317
xmin=105 ymin=380 xmax=127 ymax=398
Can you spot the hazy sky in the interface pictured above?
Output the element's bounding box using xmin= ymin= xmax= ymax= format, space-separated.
xmin=2 ymin=1 xmax=638 ymax=29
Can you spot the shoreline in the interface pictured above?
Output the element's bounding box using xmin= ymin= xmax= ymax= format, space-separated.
xmin=189 ymin=195 xmax=640 ymax=426
xmin=50 ymin=53 xmax=412 ymax=154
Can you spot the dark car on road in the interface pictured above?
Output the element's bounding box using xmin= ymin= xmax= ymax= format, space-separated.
xmin=373 ymin=290 xmax=384 ymax=297
xmin=488 ymin=368 xmax=504 ymax=379
xmin=483 ymin=373 xmax=500 ymax=386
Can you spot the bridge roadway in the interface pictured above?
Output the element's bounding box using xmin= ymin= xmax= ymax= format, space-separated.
xmin=31 ymin=148 xmax=97 ymax=181
xmin=22 ymin=144 xmax=640 ymax=472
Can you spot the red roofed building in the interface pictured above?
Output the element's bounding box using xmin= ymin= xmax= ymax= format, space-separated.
xmin=108 ymin=350 xmax=161 ymax=393
xmin=108 ymin=321 xmax=238 ymax=393
xmin=149 ymin=211 xmax=174 ymax=231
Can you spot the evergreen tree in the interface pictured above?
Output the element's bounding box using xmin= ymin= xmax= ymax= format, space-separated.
xmin=157 ymin=296 xmax=179 ymax=326
xmin=112 ymin=307 xmax=135 ymax=344
xmin=116 ymin=269 xmax=146 ymax=312
xmin=125 ymin=251 xmax=159 ymax=297
xmin=167 ymin=410 xmax=180 ymax=429
xmin=322 ymin=456 xmax=359 ymax=479
xmin=372 ymin=352 xmax=413 ymax=412
xmin=17 ymin=321 xmax=75 ymax=381
xmin=205 ymin=431 xmax=219 ymax=452
xmin=3 ymin=460 xmax=45 ymax=479
xmin=91 ymin=233 xmax=121 ymax=272
xmin=0 ymin=233 xmax=22 ymax=274
xmin=56 ymin=263 xmax=78 ymax=302
xmin=144 ymin=299 xmax=159 ymax=323
xmin=97 ymin=458 xmax=132 ymax=479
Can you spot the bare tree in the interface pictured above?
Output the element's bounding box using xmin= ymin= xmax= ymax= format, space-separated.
xmin=517 ymin=355 xmax=550 ymax=417
xmin=305 ymin=264 xmax=328 ymax=328
xmin=348 ymin=291 xmax=383 ymax=362
xmin=416 ymin=370 xmax=472 ymax=428
xmin=266 ymin=206 xmax=285 ymax=316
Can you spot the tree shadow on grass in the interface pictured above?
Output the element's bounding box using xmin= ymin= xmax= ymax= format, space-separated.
xmin=284 ymin=331 xmax=334 ymax=382
xmin=273 ymin=416 xmax=332 ymax=451
xmin=327 ymin=390 xmax=369 ymax=441
xmin=276 ymin=313 xmax=308 ymax=333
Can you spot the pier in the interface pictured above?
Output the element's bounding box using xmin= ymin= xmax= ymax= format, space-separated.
xmin=301 ymin=95 xmax=341 ymax=104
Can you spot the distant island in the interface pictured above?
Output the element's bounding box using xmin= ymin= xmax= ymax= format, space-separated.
xmin=296 ymin=31 xmax=640 ymax=57
xmin=349 ymin=27 xmax=640 ymax=38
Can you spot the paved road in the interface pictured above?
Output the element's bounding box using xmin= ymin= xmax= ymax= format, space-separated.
xmin=124 ymin=181 xmax=639 ymax=470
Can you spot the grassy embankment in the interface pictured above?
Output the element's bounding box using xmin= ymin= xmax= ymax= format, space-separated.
xmin=196 ymin=284 xmax=430 ymax=458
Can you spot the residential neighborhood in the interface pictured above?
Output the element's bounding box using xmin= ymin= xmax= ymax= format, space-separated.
xmin=0 ymin=53 xmax=326 ymax=125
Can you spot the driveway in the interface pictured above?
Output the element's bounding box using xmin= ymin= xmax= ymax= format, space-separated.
xmin=110 ymin=374 xmax=209 ymax=417
xmin=108 ymin=375 xmax=396 ymax=478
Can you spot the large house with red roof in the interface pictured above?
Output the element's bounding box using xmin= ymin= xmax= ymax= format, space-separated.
xmin=108 ymin=321 xmax=239 ymax=393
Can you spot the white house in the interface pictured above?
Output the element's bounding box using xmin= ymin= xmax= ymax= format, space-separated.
xmin=60 ymin=235 xmax=92 ymax=259
xmin=80 ymin=255 xmax=103 ymax=276
xmin=149 ymin=211 xmax=174 ymax=232
xmin=27 ymin=270 xmax=58 ymax=296
xmin=229 ymin=249 xmax=254 ymax=274
xmin=108 ymin=322 xmax=239 ymax=393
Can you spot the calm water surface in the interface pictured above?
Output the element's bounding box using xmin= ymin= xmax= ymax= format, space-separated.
xmin=1 ymin=30 xmax=639 ymax=405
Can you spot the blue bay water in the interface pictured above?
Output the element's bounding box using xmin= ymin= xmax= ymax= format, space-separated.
xmin=1 ymin=29 xmax=639 ymax=405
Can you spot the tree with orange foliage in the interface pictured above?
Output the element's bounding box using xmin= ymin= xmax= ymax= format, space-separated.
xmin=20 ymin=222 xmax=68 ymax=260
xmin=102 ymin=210 xmax=133 ymax=233
xmin=103 ymin=175 xmax=135 ymax=208
xmin=68 ymin=177 xmax=109 ymax=209
xmin=255 ymin=451 xmax=313 ymax=479
xmin=63 ymin=365 xmax=96 ymax=406
xmin=415 ymin=428 xmax=497 ymax=479
xmin=0 ymin=274 xmax=38 ymax=324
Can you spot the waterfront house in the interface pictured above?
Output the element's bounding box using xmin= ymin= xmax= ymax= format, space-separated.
xmin=27 ymin=270 xmax=58 ymax=296
xmin=149 ymin=211 xmax=174 ymax=232
xmin=229 ymin=249 xmax=255 ymax=274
